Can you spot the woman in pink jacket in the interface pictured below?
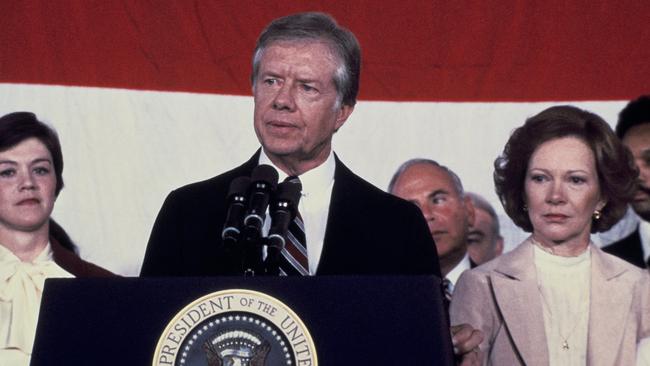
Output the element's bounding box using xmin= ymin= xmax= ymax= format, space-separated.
xmin=451 ymin=105 xmax=650 ymax=365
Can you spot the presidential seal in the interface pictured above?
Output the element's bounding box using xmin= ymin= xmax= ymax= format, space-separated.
xmin=154 ymin=289 xmax=317 ymax=366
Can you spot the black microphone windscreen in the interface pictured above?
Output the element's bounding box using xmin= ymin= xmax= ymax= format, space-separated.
xmin=228 ymin=176 xmax=251 ymax=197
xmin=276 ymin=181 xmax=302 ymax=204
xmin=251 ymin=164 xmax=279 ymax=187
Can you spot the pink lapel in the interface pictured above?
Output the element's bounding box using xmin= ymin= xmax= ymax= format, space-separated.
xmin=587 ymin=246 xmax=635 ymax=366
xmin=491 ymin=240 xmax=550 ymax=365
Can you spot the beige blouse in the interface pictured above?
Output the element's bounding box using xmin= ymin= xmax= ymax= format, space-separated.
xmin=534 ymin=244 xmax=591 ymax=366
xmin=0 ymin=243 xmax=72 ymax=365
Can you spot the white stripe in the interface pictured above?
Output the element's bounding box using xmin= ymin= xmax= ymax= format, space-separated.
xmin=294 ymin=217 xmax=305 ymax=232
xmin=286 ymin=232 xmax=307 ymax=255
xmin=281 ymin=250 xmax=309 ymax=275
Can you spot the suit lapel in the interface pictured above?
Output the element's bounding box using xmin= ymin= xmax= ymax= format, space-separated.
xmin=491 ymin=241 xmax=549 ymax=365
xmin=316 ymin=156 xmax=353 ymax=274
xmin=242 ymin=150 xmax=262 ymax=174
xmin=587 ymin=246 xmax=633 ymax=366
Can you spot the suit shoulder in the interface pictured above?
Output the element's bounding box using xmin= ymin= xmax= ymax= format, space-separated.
xmin=338 ymin=165 xmax=420 ymax=212
xmin=599 ymin=248 xmax=647 ymax=278
xmin=457 ymin=264 xmax=491 ymax=283
xmin=462 ymin=243 xmax=531 ymax=284
xmin=473 ymin=244 xmax=520 ymax=272
xmin=460 ymin=258 xmax=501 ymax=282
xmin=167 ymin=159 xmax=254 ymax=200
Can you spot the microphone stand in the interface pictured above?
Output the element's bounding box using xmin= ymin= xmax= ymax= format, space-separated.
xmin=241 ymin=165 xmax=278 ymax=276
xmin=264 ymin=179 xmax=302 ymax=275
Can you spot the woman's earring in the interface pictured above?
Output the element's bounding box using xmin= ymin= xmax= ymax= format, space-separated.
xmin=593 ymin=210 xmax=601 ymax=220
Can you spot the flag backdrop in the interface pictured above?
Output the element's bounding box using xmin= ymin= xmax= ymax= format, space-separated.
xmin=1 ymin=1 xmax=648 ymax=275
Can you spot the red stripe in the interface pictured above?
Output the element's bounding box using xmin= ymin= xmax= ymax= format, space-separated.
xmin=284 ymin=238 xmax=308 ymax=269
xmin=2 ymin=1 xmax=648 ymax=101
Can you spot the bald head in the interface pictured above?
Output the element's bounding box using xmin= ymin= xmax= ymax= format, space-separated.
xmin=465 ymin=192 xmax=503 ymax=265
xmin=389 ymin=159 xmax=474 ymax=276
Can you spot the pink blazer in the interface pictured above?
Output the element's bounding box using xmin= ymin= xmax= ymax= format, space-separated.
xmin=450 ymin=238 xmax=650 ymax=365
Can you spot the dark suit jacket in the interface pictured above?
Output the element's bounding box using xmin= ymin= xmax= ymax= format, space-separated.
xmin=140 ymin=152 xmax=441 ymax=277
xmin=602 ymin=226 xmax=648 ymax=269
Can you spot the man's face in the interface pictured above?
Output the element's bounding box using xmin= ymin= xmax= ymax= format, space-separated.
xmin=467 ymin=208 xmax=503 ymax=265
xmin=391 ymin=163 xmax=474 ymax=261
xmin=622 ymin=123 xmax=650 ymax=221
xmin=253 ymin=40 xmax=353 ymax=170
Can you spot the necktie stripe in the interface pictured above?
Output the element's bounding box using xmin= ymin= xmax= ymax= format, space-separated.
xmin=288 ymin=218 xmax=305 ymax=241
xmin=286 ymin=232 xmax=307 ymax=256
xmin=278 ymin=175 xmax=308 ymax=276
xmin=289 ymin=224 xmax=305 ymax=241
xmin=292 ymin=216 xmax=305 ymax=232
xmin=283 ymin=240 xmax=307 ymax=263
xmin=281 ymin=251 xmax=309 ymax=275
xmin=442 ymin=278 xmax=452 ymax=314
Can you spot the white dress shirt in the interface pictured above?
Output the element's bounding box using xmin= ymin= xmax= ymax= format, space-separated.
xmin=444 ymin=253 xmax=472 ymax=294
xmin=259 ymin=149 xmax=335 ymax=274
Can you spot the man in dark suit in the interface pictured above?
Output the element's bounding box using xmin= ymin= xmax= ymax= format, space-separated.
xmin=140 ymin=151 xmax=439 ymax=276
xmin=139 ymin=13 xmax=484 ymax=363
xmin=388 ymin=159 xmax=476 ymax=295
xmin=140 ymin=13 xmax=440 ymax=277
xmin=603 ymin=95 xmax=650 ymax=268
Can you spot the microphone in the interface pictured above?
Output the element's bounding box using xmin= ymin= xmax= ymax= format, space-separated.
xmin=265 ymin=179 xmax=302 ymax=274
xmin=243 ymin=165 xmax=279 ymax=240
xmin=242 ymin=164 xmax=278 ymax=275
xmin=221 ymin=176 xmax=251 ymax=247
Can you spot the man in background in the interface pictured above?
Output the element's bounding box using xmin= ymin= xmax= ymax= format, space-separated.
xmin=466 ymin=192 xmax=503 ymax=265
xmin=603 ymin=95 xmax=650 ymax=268
xmin=389 ymin=159 xmax=475 ymax=294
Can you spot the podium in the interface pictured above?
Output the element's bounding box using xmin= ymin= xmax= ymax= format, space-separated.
xmin=32 ymin=276 xmax=454 ymax=365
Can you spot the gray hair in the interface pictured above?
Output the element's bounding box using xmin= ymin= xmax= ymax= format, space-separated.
xmin=388 ymin=158 xmax=465 ymax=197
xmin=466 ymin=192 xmax=501 ymax=236
xmin=250 ymin=12 xmax=361 ymax=108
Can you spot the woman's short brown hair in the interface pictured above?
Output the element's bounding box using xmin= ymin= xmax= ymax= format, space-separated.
xmin=0 ymin=112 xmax=64 ymax=195
xmin=494 ymin=105 xmax=637 ymax=233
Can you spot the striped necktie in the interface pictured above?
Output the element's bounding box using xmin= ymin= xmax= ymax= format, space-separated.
xmin=442 ymin=278 xmax=453 ymax=313
xmin=279 ymin=176 xmax=309 ymax=276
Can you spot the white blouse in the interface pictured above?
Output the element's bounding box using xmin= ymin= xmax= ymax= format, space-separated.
xmin=0 ymin=243 xmax=73 ymax=365
xmin=533 ymin=243 xmax=591 ymax=366
xmin=638 ymin=337 xmax=650 ymax=366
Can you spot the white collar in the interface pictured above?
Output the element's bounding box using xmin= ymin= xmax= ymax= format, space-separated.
xmin=532 ymin=241 xmax=591 ymax=268
xmin=445 ymin=253 xmax=471 ymax=289
xmin=258 ymin=149 xmax=336 ymax=196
